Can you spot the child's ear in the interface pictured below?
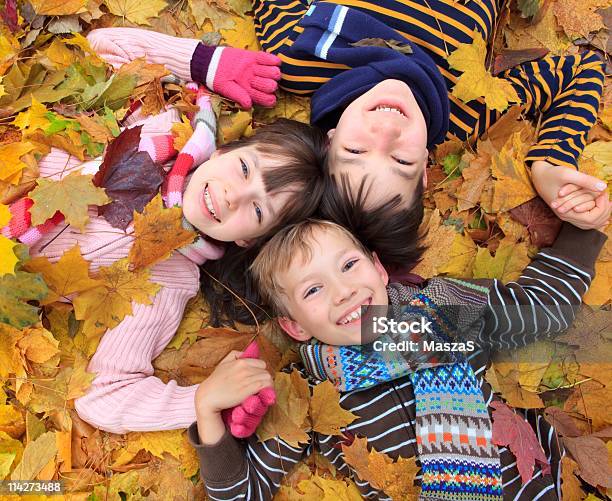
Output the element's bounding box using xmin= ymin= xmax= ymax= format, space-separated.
xmin=277 ymin=317 xmax=312 ymax=342
xmin=235 ymin=239 xmax=254 ymax=248
xmin=372 ymin=252 xmax=389 ymax=286
xmin=327 ymin=129 xmax=336 ymax=140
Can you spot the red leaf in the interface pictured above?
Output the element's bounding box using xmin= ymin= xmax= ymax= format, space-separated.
xmin=509 ymin=197 xmax=562 ymax=247
xmin=492 ymin=48 xmax=549 ymax=75
xmin=491 ymin=401 xmax=551 ymax=484
xmin=1 ymin=0 xmax=18 ymax=33
xmin=93 ymin=126 xmax=165 ymax=230
xmin=562 ymin=435 xmax=612 ymax=488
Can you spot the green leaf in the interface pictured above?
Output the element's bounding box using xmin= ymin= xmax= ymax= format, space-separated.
xmin=442 ymin=153 xmax=464 ymax=179
xmin=0 ymin=271 xmax=48 ymax=329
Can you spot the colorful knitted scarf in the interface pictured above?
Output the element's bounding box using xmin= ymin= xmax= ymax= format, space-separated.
xmin=300 ymin=278 xmax=503 ymax=500
xmin=1 ymin=84 xmax=224 ymax=265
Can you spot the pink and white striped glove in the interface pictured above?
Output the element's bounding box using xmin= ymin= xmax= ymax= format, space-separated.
xmin=191 ymin=45 xmax=281 ymax=108
xmin=222 ymin=341 xmax=277 ymax=438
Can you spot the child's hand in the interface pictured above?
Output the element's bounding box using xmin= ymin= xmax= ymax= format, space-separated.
xmin=551 ymin=190 xmax=610 ymax=230
xmin=205 ymin=47 xmax=281 ymax=108
xmin=531 ymin=161 xmax=609 ymax=229
xmin=195 ymin=350 xmax=274 ymax=418
xmin=221 ymin=342 xmax=276 ymax=438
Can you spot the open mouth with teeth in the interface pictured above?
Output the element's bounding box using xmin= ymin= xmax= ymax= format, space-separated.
xmin=371 ymin=104 xmax=407 ymax=118
xmin=337 ymin=298 xmax=372 ymax=326
xmin=203 ymin=184 xmax=221 ymax=223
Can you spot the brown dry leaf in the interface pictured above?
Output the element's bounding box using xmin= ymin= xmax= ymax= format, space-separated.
xmin=563 ymin=435 xmax=612 ymax=488
xmin=128 ymin=194 xmax=196 ymax=270
xmin=564 ymin=381 xmax=612 ymax=432
xmin=455 ymin=150 xmax=492 ymax=212
xmin=25 ymin=245 xmax=102 ymax=304
xmin=553 ymin=0 xmax=608 ymax=39
xmin=412 ymin=209 xmax=458 ymax=278
xmin=561 ymin=456 xmax=586 ymax=500
xmin=257 ymin=369 xmax=311 ymax=447
xmin=73 ymin=258 xmax=161 ymax=338
xmin=16 ymin=325 xmax=60 ymax=365
xmin=310 ymin=381 xmax=357 ymax=436
xmin=506 ymin=5 xmax=572 ymax=54
xmin=342 ymin=436 xmax=420 ymax=500
xmin=28 ymin=172 xmax=110 ymax=231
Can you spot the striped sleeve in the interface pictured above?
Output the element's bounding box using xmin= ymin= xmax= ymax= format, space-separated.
xmin=476 ymin=223 xmax=606 ymax=350
xmin=253 ymin=0 xmax=309 ymax=53
xmin=501 ymin=51 xmax=605 ymax=169
xmin=189 ymin=424 xmax=311 ymax=500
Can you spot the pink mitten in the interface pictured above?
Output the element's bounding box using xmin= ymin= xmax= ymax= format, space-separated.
xmin=191 ymin=45 xmax=281 ymax=108
xmin=222 ymin=341 xmax=276 ymax=438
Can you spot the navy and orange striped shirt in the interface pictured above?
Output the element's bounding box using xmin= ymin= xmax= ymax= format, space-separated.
xmin=253 ymin=0 xmax=604 ymax=168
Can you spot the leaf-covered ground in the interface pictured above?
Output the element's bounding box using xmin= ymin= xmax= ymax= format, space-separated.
xmin=0 ymin=0 xmax=610 ymax=500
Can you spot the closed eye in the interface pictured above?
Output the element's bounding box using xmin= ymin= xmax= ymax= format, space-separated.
xmin=393 ymin=157 xmax=413 ymax=166
xmin=345 ymin=147 xmax=364 ymax=154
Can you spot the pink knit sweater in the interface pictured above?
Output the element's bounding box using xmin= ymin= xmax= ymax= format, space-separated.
xmin=32 ymin=29 xmax=211 ymax=433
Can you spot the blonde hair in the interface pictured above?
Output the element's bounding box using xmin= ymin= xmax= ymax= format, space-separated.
xmin=249 ymin=219 xmax=372 ymax=317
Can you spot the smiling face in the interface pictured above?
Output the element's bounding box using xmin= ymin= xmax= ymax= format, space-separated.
xmin=327 ymin=79 xmax=429 ymax=208
xmin=182 ymin=145 xmax=295 ymax=245
xmin=275 ymin=226 xmax=389 ymax=346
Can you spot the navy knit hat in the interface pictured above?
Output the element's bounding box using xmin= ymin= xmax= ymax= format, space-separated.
xmin=291 ymin=2 xmax=450 ymax=149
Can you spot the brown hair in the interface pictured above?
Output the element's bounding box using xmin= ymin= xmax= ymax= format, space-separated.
xmin=250 ymin=219 xmax=372 ymax=317
xmin=319 ymin=173 xmax=426 ymax=272
xmin=200 ymin=119 xmax=329 ymax=326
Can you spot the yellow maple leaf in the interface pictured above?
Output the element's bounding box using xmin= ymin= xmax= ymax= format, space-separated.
xmin=28 ymin=172 xmax=110 ymax=231
xmin=219 ymin=110 xmax=252 ymax=144
xmin=446 ymin=33 xmax=520 ymax=112
xmin=0 ymin=324 xmax=24 ymax=378
xmin=189 ymin=0 xmax=237 ymax=31
xmin=491 ymin=132 xmax=536 ymax=212
xmin=104 ymin=0 xmax=168 ymax=25
xmin=506 ymin=6 xmax=571 ymax=54
xmin=44 ymin=39 xmax=77 ymax=69
xmin=73 ymin=258 xmax=161 ymax=338
xmin=31 ymin=0 xmax=87 ymax=15
xmin=10 ymin=431 xmax=57 ymax=481
xmin=0 ymin=142 xmax=36 ymax=185
xmin=220 ymin=16 xmax=261 ymax=51
xmin=0 ymin=76 xmax=5 ymax=99
xmin=17 ymin=326 xmax=60 ymax=365
xmin=472 ymin=237 xmax=530 ymax=283
xmin=172 ymin=117 xmax=193 ymax=152
xmin=0 ymin=236 xmax=18 ymax=277
xmin=25 ymin=245 xmax=102 ymax=304
xmin=485 ymin=365 xmax=544 ymax=408
xmin=0 ymin=33 xmax=19 ymax=75
xmin=0 ymin=404 xmax=25 ymax=439
xmin=412 ymin=209 xmax=458 ymax=278
xmin=0 ymin=204 xmax=10 ymax=227
xmin=342 ymin=436 xmax=420 ymax=500
xmin=128 ymin=194 xmax=196 ymax=270
xmin=310 ymin=380 xmax=357 ymax=435
xmin=438 ymin=232 xmax=477 ymax=277
xmin=257 ymin=369 xmax=311 ymax=446
xmin=12 ymin=97 xmax=51 ymax=134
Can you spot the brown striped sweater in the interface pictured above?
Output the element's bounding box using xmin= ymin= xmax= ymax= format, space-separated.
xmin=189 ymin=223 xmax=607 ymax=500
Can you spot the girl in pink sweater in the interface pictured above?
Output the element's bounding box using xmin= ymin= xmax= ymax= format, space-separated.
xmin=2 ymin=28 xmax=327 ymax=433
